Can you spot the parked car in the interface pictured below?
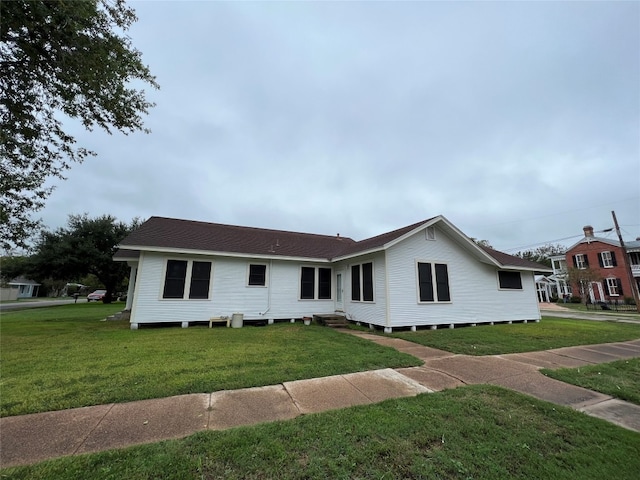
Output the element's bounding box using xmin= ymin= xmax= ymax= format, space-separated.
xmin=87 ymin=290 xmax=107 ymax=302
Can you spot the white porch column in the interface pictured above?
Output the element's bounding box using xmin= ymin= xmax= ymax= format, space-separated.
xmin=125 ymin=265 xmax=137 ymax=311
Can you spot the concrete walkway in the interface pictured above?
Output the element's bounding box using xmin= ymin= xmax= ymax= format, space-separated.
xmin=2 ymin=337 xmax=640 ymax=469
xmin=539 ymin=302 xmax=640 ymax=324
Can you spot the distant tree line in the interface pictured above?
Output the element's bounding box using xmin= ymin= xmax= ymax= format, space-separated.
xmin=1 ymin=214 xmax=141 ymax=303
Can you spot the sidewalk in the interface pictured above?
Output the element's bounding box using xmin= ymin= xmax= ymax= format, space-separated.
xmin=2 ymin=337 xmax=639 ymax=469
xmin=539 ymin=302 xmax=640 ymax=324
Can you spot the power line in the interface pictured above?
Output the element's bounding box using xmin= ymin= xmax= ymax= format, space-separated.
xmin=502 ymin=227 xmax=616 ymax=253
xmin=483 ymin=196 xmax=639 ymax=228
xmin=502 ymin=235 xmax=583 ymax=253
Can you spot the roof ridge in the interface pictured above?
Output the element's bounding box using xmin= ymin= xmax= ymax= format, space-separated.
xmin=353 ymin=218 xmax=434 ymax=244
xmin=149 ymin=216 xmax=356 ymax=242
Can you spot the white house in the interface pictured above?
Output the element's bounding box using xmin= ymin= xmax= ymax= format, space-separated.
xmin=6 ymin=277 xmax=41 ymax=299
xmin=114 ymin=215 xmax=550 ymax=332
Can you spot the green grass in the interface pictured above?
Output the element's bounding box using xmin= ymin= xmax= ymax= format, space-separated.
xmin=3 ymin=385 xmax=639 ymax=480
xmin=390 ymin=317 xmax=640 ymax=355
xmin=0 ymin=304 xmax=420 ymax=417
xmin=542 ymin=358 xmax=640 ymax=405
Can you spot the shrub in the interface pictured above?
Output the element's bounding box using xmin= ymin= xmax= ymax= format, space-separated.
xmin=570 ymin=296 xmax=582 ymax=303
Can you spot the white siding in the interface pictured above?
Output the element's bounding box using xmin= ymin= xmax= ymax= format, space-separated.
xmin=385 ymin=227 xmax=541 ymax=327
xmin=129 ymin=224 xmax=540 ymax=328
xmin=336 ymin=253 xmax=388 ymax=326
xmin=130 ymin=253 xmax=336 ymax=325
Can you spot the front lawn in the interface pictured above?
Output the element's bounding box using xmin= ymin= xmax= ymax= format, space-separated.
xmin=0 ymin=304 xmax=420 ymax=417
xmin=390 ymin=317 xmax=640 ymax=355
xmin=3 ymin=385 xmax=639 ymax=479
xmin=542 ymin=358 xmax=640 ymax=405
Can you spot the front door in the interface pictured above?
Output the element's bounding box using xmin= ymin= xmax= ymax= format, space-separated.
xmin=335 ymin=273 xmax=344 ymax=311
xmin=589 ymin=282 xmax=604 ymax=302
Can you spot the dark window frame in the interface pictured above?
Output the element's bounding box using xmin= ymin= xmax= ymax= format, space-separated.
xmin=189 ymin=261 xmax=212 ymax=299
xmin=163 ymin=260 xmax=188 ymax=299
xmin=318 ymin=267 xmax=332 ymax=299
xmin=300 ymin=266 xmax=316 ymax=299
xmin=434 ymin=263 xmax=451 ymax=301
xmin=163 ymin=259 xmax=212 ymax=300
xmin=417 ymin=261 xmax=451 ymax=302
xmin=300 ymin=266 xmax=332 ymax=300
xmin=351 ymin=261 xmax=374 ymax=302
xmin=498 ymin=271 xmax=523 ymax=290
xmin=417 ymin=262 xmax=434 ymax=302
xmin=248 ymin=264 xmax=267 ymax=286
xmin=351 ymin=265 xmax=361 ymax=301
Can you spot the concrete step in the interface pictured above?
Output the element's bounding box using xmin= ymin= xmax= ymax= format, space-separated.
xmin=313 ymin=314 xmax=349 ymax=327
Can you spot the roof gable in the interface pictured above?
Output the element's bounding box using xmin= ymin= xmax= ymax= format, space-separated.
xmin=566 ymin=236 xmax=620 ymax=252
xmin=117 ymin=215 xmax=551 ymax=272
xmin=335 ymin=218 xmax=435 ymax=258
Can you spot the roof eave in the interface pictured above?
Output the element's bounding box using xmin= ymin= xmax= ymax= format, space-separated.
xmin=117 ymin=244 xmax=333 ymax=263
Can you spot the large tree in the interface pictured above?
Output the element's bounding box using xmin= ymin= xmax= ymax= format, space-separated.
xmin=0 ymin=0 xmax=158 ymax=249
xmin=0 ymin=255 xmax=32 ymax=285
xmin=566 ymin=267 xmax=603 ymax=304
xmin=31 ymin=214 xmax=141 ymax=303
xmin=514 ymin=244 xmax=566 ymax=268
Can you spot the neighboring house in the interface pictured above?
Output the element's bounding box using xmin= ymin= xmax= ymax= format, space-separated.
xmin=534 ymin=275 xmax=555 ymax=303
xmin=114 ymin=215 xmax=551 ymax=332
xmin=0 ymin=286 xmax=18 ymax=302
xmin=549 ymin=254 xmax=572 ymax=300
xmin=550 ymin=225 xmax=640 ymax=303
xmin=6 ymin=277 xmax=41 ymax=299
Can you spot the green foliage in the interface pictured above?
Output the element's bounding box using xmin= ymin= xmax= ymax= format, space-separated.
xmin=513 ymin=243 xmax=566 ymax=268
xmin=0 ymin=255 xmax=32 ymax=285
xmin=29 ymin=214 xmax=141 ymax=302
xmin=471 ymin=238 xmax=493 ymax=249
xmin=3 ymin=386 xmax=639 ymax=479
xmin=0 ymin=0 xmax=158 ymax=249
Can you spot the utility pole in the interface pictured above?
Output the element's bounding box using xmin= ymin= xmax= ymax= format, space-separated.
xmin=612 ymin=211 xmax=640 ymax=313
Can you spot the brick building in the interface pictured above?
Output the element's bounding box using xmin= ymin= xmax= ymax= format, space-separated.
xmin=551 ymin=225 xmax=640 ymax=303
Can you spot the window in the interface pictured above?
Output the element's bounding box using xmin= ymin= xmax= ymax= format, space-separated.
xmin=605 ymin=278 xmax=623 ymax=296
xmin=352 ymin=262 xmax=374 ymax=302
xmin=300 ymin=267 xmax=315 ymax=299
xmin=426 ymin=226 xmax=436 ymax=241
xmin=248 ymin=264 xmax=267 ymax=286
xmin=362 ymin=262 xmax=374 ymax=301
xmin=189 ymin=261 xmax=211 ymax=299
xmin=573 ymin=254 xmax=588 ymax=269
xmin=300 ymin=266 xmax=332 ymax=300
xmin=599 ymin=251 xmax=616 ymax=268
xmin=417 ymin=262 xmax=450 ymax=302
xmin=163 ymin=259 xmax=212 ymax=299
xmin=351 ymin=264 xmax=360 ymax=301
xmin=163 ymin=260 xmax=187 ymax=298
xmin=498 ymin=271 xmax=522 ymax=290
xmin=318 ymin=268 xmax=332 ymax=299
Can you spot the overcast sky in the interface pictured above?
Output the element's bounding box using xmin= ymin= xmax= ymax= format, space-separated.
xmin=38 ymin=0 xmax=639 ymax=253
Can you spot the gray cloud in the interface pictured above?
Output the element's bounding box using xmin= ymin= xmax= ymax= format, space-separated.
xmin=36 ymin=1 xmax=639 ymax=252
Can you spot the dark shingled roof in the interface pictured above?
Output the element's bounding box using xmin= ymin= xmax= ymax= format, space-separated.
xmin=480 ymin=246 xmax=551 ymax=271
xmin=337 ymin=218 xmax=435 ymax=257
xmin=118 ymin=217 xmax=356 ymax=260
xmin=116 ymin=216 xmax=551 ymax=271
